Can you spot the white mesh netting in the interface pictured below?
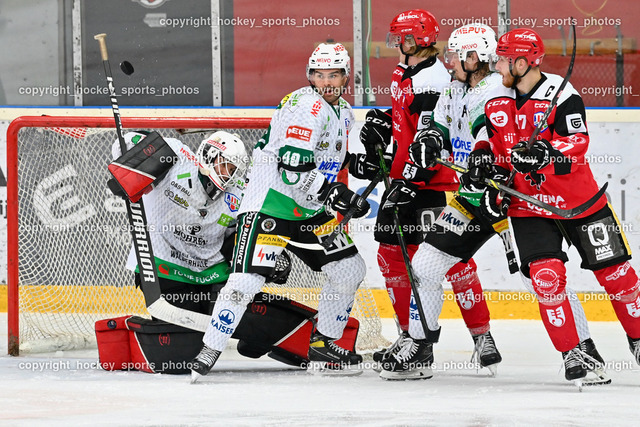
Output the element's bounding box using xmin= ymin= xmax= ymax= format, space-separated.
xmin=11 ymin=118 xmax=389 ymax=354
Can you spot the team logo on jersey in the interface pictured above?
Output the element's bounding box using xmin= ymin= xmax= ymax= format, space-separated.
xmin=545 ymin=306 xmax=566 ymax=327
xmin=335 ymin=141 xmax=343 ymax=151
xmin=489 ymin=111 xmax=508 ymax=127
xmin=224 ymin=192 xmax=240 ymax=212
xmin=565 ymin=113 xmax=586 ymax=134
xmin=261 ymin=218 xmax=277 ymax=232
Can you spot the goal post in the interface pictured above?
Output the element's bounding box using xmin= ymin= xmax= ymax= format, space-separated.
xmin=7 ymin=116 xmax=390 ymax=356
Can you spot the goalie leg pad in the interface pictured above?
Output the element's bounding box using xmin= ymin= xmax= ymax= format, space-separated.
xmin=108 ymin=132 xmax=178 ymax=202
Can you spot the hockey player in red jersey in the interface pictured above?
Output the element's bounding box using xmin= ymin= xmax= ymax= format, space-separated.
xmin=481 ymin=28 xmax=640 ymax=384
xmin=356 ymin=10 xmax=496 ymax=375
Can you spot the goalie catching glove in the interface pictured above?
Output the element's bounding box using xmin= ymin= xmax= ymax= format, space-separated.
xmin=359 ymin=108 xmax=393 ymax=157
xmin=408 ymin=127 xmax=445 ymax=169
xmin=107 ymin=132 xmax=178 ymax=202
xmin=319 ymin=182 xmax=370 ymax=218
xmin=510 ymin=139 xmax=552 ymax=174
xmin=348 ymin=152 xmax=392 ymax=180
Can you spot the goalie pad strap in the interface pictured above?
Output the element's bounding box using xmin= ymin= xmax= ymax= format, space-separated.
xmin=108 ymin=131 xmax=178 ymax=202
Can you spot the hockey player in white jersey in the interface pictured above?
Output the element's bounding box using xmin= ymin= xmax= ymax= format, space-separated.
xmin=111 ymin=130 xmax=249 ymax=313
xmin=191 ymin=43 xmax=372 ymax=381
xmin=383 ymin=24 xmax=607 ymax=382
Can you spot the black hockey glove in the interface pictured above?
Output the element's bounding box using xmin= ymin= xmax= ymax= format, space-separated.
xmin=381 ymin=180 xmax=417 ymax=212
xmin=319 ymin=182 xmax=370 ymax=219
xmin=467 ymin=147 xmax=495 ymax=183
xmin=359 ymin=109 xmax=392 ymax=157
xmin=510 ymin=139 xmax=552 ymax=174
xmin=348 ymin=152 xmax=391 ymax=180
xmin=478 ymin=167 xmax=511 ymax=222
xmin=408 ymin=128 xmax=444 ymax=169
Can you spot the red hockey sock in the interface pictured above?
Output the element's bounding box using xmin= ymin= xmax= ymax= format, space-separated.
xmin=530 ymin=258 xmax=579 ymax=352
xmin=446 ymin=259 xmax=490 ymax=335
xmin=594 ymin=262 xmax=640 ymax=339
xmin=377 ymin=243 xmax=418 ymax=332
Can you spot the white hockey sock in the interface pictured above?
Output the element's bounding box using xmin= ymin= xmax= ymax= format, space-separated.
xmin=203 ymin=273 xmax=264 ymax=351
xmin=409 ymin=243 xmax=461 ymax=339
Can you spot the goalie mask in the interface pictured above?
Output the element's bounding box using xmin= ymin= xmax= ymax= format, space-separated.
xmin=196 ymin=131 xmax=248 ymax=200
xmin=445 ymin=24 xmax=498 ymax=73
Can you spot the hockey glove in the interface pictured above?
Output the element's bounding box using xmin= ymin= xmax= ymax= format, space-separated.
xmin=319 ymin=182 xmax=370 ymax=219
xmin=408 ymin=128 xmax=444 ymax=169
xmin=478 ymin=168 xmax=511 ymax=222
xmin=359 ymin=109 xmax=392 ymax=157
xmin=510 ymin=139 xmax=552 ymax=174
xmin=348 ymin=152 xmax=391 ymax=180
xmin=467 ymin=147 xmax=495 ymax=183
xmin=381 ymin=180 xmax=417 ymax=212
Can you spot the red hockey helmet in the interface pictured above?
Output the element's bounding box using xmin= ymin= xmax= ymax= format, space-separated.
xmin=386 ymin=9 xmax=439 ymax=49
xmin=496 ymin=28 xmax=545 ymax=66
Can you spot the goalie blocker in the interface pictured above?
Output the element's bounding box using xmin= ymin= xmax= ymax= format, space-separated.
xmin=96 ymin=292 xmax=360 ymax=374
xmin=107 ymin=131 xmax=178 ymax=203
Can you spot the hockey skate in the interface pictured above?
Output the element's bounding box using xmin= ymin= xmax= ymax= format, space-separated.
xmin=562 ymin=342 xmax=610 ymax=391
xmin=307 ymin=332 xmax=363 ymax=376
xmin=190 ymin=345 xmax=222 ymax=384
xmin=471 ymin=331 xmax=502 ymax=376
xmin=372 ymin=331 xmax=410 ymax=372
xmin=628 ymin=335 xmax=640 ymax=366
xmin=379 ymin=336 xmax=434 ymax=381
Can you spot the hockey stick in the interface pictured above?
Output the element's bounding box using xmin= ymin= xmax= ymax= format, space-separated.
xmin=321 ymin=169 xmax=384 ymax=249
xmin=94 ymin=33 xmax=210 ymax=332
xmin=377 ymin=146 xmax=432 ymax=339
xmin=435 ymin=158 xmax=607 ymax=219
xmin=504 ymin=22 xmax=577 ymax=188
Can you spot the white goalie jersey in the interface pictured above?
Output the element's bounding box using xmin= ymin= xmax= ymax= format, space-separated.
xmin=113 ymin=132 xmax=243 ymax=285
xmin=433 ymin=72 xmax=503 ymax=169
xmin=239 ymin=87 xmax=354 ymax=220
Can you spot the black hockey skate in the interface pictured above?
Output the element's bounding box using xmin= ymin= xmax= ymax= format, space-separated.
xmin=372 ymin=331 xmax=410 ymax=372
xmin=307 ymin=332 xmax=363 ymax=376
xmin=628 ymin=335 xmax=640 ymax=366
xmin=562 ymin=341 xmax=611 ymax=390
xmin=471 ymin=331 xmax=502 ymax=376
xmin=190 ymin=345 xmax=222 ymax=384
xmin=379 ymin=336 xmax=434 ymax=381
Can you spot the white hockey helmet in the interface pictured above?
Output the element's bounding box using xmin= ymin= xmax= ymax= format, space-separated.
xmin=445 ymin=23 xmax=498 ymax=66
xmin=196 ymin=131 xmax=248 ymax=199
xmin=306 ymin=43 xmax=351 ymax=78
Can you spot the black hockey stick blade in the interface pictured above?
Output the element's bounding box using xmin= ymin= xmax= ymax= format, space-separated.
xmin=435 ymin=158 xmax=605 ymax=219
xmin=321 ymin=169 xmax=384 ymax=250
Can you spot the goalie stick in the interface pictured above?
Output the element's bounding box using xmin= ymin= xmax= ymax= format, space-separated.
xmin=94 ymin=33 xmax=210 ymax=332
xmin=435 ymin=158 xmax=608 ymax=219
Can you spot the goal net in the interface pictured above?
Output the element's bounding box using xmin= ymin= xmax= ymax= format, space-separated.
xmin=7 ymin=116 xmax=390 ymax=356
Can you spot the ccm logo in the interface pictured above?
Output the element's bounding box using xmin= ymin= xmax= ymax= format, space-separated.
xmin=286 ymin=126 xmax=313 ymax=142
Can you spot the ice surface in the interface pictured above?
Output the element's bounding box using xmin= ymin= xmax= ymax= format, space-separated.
xmin=1 ymin=313 xmax=638 ymax=426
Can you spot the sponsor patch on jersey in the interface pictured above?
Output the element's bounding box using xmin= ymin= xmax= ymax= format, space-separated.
xmin=489 ymin=111 xmax=508 ymax=127
xmin=565 ymin=113 xmax=586 ymax=134
xmin=224 ymin=192 xmax=240 ymax=212
xmin=286 ymin=125 xmax=313 ymax=142
xmin=310 ymin=100 xmax=322 ymax=117
xmin=217 ymin=213 xmax=233 ymax=227
xmin=434 ymin=204 xmax=472 ymax=236
xmin=313 ymin=218 xmax=340 ymax=236
xmin=256 ymin=234 xmax=288 ymax=247
xmin=252 ymin=246 xmax=279 ymax=268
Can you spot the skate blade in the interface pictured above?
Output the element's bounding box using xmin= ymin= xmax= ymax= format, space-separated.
xmin=485 ymin=363 xmax=499 ymax=377
xmin=306 ymin=361 xmax=363 ymax=377
xmin=379 ymin=367 xmax=433 ymax=381
xmin=581 ymin=369 xmax=612 ymax=387
xmin=190 ymin=370 xmax=202 ymax=384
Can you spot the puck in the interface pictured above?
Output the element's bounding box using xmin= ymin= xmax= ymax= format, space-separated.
xmin=120 ymin=61 xmax=134 ymax=75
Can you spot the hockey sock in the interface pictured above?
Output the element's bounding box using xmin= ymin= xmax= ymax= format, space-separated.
xmin=384 ymin=276 xmax=412 ymax=331
xmin=594 ymin=262 xmax=640 ymax=338
xmin=446 ymin=259 xmax=490 ymax=335
xmin=203 ymin=273 xmax=264 ymax=351
xmin=409 ymin=243 xmax=461 ymax=339
xmin=530 ymin=258 xmax=580 ymax=352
